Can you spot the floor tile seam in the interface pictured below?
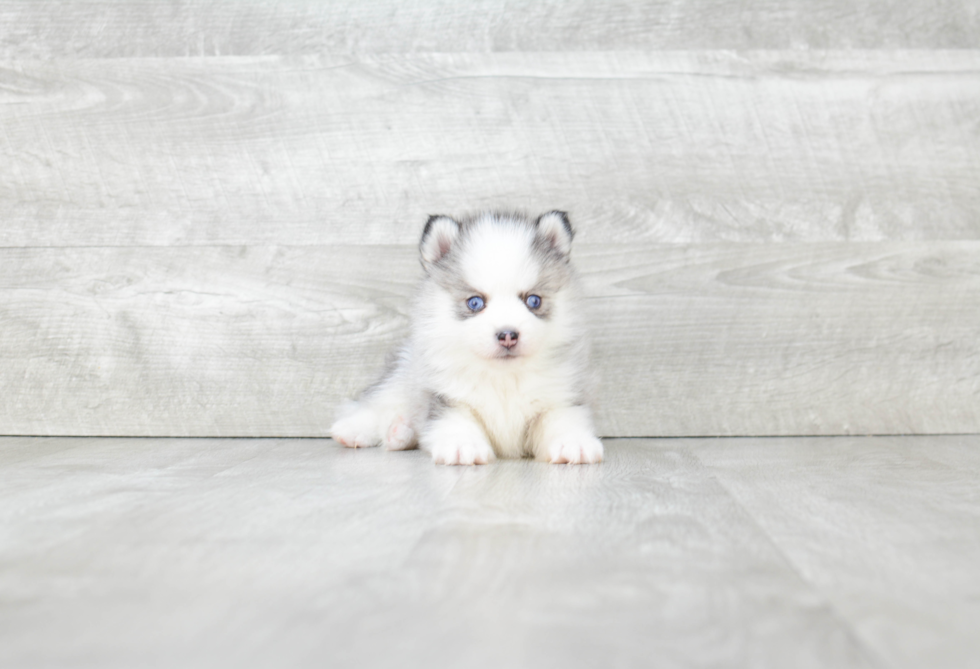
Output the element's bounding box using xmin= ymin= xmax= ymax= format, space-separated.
xmin=687 ymin=446 xmax=891 ymax=669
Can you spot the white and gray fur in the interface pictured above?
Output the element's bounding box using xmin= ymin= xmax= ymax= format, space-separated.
xmin=330 ymin=210 xmax=603 ymax=465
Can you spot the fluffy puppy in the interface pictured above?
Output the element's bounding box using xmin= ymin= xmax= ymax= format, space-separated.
xmin=330 ymin=211 xmax=602 ymax=465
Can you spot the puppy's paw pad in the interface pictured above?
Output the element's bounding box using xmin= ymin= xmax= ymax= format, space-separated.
xmin=547 ymin=435 xmax=603 ymax=465
xmin=330 ymin=414 xmax=380 ymax=449
xmin=384 ymin=417 xmax=416 ymax=451
xmin=430 ymin=439 xmax=495 ymax=466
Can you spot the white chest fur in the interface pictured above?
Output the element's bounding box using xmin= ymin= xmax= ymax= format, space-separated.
xmin=437 ymin=356 xmax=574 ymax=458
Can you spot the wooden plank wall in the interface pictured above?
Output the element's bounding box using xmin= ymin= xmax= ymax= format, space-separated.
xmin=1 ymin=1 xmax=978 ymax=437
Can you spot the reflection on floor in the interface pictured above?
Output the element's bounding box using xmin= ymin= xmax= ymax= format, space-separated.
xmin=2 ymin=436 xmax=978 ymax=668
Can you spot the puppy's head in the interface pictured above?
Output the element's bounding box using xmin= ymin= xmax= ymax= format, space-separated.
xmin=418 ymin=211 xmax=577 ymax=362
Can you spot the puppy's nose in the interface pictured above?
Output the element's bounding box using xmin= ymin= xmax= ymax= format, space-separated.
xmin=496 ymin=330 xmax=519 ymax=349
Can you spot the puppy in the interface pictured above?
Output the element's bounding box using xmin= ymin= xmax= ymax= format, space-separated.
xmin=330 ymin=211 xmax=602 ymax=465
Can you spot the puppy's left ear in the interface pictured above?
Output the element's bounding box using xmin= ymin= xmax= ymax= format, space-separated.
xmin=535 ymin=210 xmax=574 ymax=257
xmin=419 ymin=215 xmax=460 ymax=272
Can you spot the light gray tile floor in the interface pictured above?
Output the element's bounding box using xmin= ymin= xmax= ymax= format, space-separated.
xmin=1 ymin=436 xmax=978 ymax=668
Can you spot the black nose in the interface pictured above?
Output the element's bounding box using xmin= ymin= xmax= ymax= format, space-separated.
xmin=496 ymin=330 xmax=519 ymax=349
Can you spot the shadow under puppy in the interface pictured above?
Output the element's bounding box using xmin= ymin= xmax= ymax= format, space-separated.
xmin=331 ymin=211 xmax=602 ymax=465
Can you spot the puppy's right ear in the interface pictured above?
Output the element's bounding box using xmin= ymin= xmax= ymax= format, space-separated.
xmin=535 ymin=210 xmax=574 ymax=258
xmin=419 ymin=215 xmax=460 ymax=271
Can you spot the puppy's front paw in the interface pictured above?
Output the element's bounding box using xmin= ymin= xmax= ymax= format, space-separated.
xmin=384 ymin=416 xmax=416 ymax=451
xmin=429 ymin=436 xmax=496 ymax=466
xmin=546 ymin=434 xmax=604 ymax=465
xmin=330 ymin=410 xmax=381 ymax=449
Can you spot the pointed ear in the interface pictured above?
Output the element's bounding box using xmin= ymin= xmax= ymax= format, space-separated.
xmin=535 ymin=210 xmax=574 ymax=257
xmin=419 ymin=215 xmax=460 ymax=270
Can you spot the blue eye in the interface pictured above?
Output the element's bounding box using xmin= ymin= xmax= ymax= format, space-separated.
xmin=525 ymin=294 xmax=542 ymax=309
xmin=466 ymin=296 xmax=485 ymax=312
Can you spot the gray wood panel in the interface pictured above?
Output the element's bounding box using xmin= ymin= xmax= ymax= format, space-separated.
xmin=2 ymin=51 xmax=979 ymax=247
xmin=2 ymin=0 xmax=979 ymax=57
xmin=2 ymin=242 xmax=976 ymax=437
xmin=691 ymin=435 xmax=980 ymax=668
xmin=3 ymin=435 xmax=978 ymax=668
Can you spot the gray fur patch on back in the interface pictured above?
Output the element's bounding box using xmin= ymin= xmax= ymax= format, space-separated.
xmin=427 ymin=392 xmax=453 ymax=421
xmin=359 ymin=343 xmax=408 ymax=400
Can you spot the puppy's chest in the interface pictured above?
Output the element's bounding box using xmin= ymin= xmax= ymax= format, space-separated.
xmin=465 ymin=389 xmax=532 ymax=457
xmin=452 ymin=369 xmax=561 ymax=455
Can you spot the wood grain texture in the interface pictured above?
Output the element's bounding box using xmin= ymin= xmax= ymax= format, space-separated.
xmin=690 ymin=435 xmax=980 ymax=669
xmin=1 ymin=242 xmax=977 ymax=437
xmin=3 ymin=435 xmax=978 ymax=668
xmin=2 ymin=0 xmax=979 ymax=57
xmin=586 ymin=242 xmax=980 ymax=436
xmin=2 ymin=51 xmax=979 ymax=247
